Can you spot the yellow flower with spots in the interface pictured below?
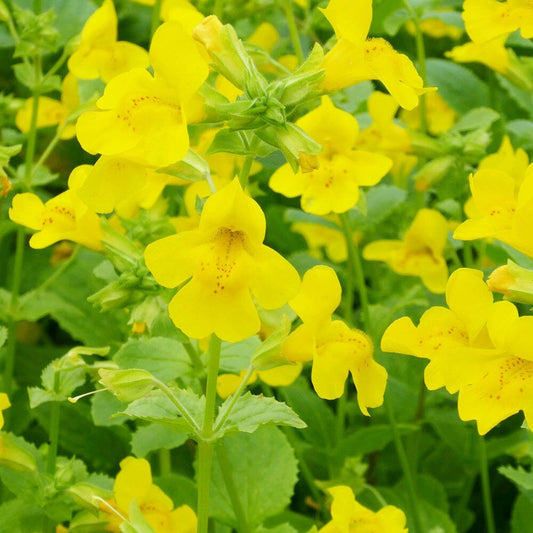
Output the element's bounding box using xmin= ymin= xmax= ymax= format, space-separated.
xmin=103 ymin=456 xmax=196 ymax=532
xmin=269 ymin=96 xmax=392 ymax=215
xmin=76 ymin=21 xmax=208 ymax=168
xmin=382 ymin=268 xmax=533 ymax=434
xmin=320 ymin=0 xmax=433 ymax=110
xmin=363 ymin=208 xmax=449 ymax=294
xmin=454 ymin=164 xmax=533 ymax=258
xmin=320 ymin=485 xmax=408 ymax=533
xmin=145 ymin=178 xmax=300 ymax=342
xmin=9 ymin=167 xmax=103 ymax=250
xmin=68 ymin=0 xmax=149 ymax=82
xmin=16 ymin=74 xmax=80 ymax=140
xmin=283 ymin=265 xmax=387 ymax=409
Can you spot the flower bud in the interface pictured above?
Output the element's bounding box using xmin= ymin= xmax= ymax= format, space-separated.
xmin=487 ymin=261 xmax=533 ymax=305
xmin=98 ymin=368 xmax=155 ymax=402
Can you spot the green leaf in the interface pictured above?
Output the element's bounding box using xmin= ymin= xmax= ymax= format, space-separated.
xmin=131 ymin=423 xmax=188 ymax=457
xmin=91 ymin=390 xmax=129 ymax=427
xmin=426 ymin=59 xmax=489 ymax=114
xmin=283 ymin=209 xmax=340 ymax=231
xmin=215 ymin=392 xmax=306 ymax=437
xmin=451 ymin=107 xmax=500 ymax=133
xmin=0 ymin=498 xmax=45 ymax=533
xmin=113 ymin=337 xmax=192 ymax=383
xmin=209 ymin=427 xmax=298 ymax=528
xmin=511 ymin=493 xmax=533 ymax=533
xmin=121 ymin=501 xmax=156 ymax=533
xmin=0 ymin=325 xmax=7 ymax=348
xmin=157 ymin=149 xmax=209 ymax=182
xmin=124 ymin=388 xmax=203 ymax=434
xmin=207 ymin=129 xmax=272 ymax=157
xmin=507 ymin=120 xmax=533 ymax=151
xmin=219 ymin=336 xmax=261 ymax=373
xmin=499 ymin=465 xmax=533 ymax=491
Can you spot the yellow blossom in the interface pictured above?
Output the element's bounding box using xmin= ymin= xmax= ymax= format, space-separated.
xmin=76 ymin=21 xmax=208 ymax=168
xmin=479 ymin=135 xmax=529 ymax=182
xmin=103 ymin=456 xmax=197 ymax=532
xmin=453 ymin=165 xmax=533 ymax=258
xmin=356 ymin=92 xmax=417 ymax=182
xmin=68 ymin=0 xmax=149 ymax=82
xmin=283 ymin=265 xmax=387 ymax=410
xmin=0 ymin=393 xmax=10 ymax=430
xmin=145 ymin=179 xmax=300 ymax=342
xmin=269 ymin=96 xmax=392 ymax=215
xmin=363 ymin=208 xmax=449 ymax=293
xmin=320 ymin=0 xmax=433 ymax=110
xmin=462 ymin=0 xmax=533 ymax=43
xmin=406 ymin=13 xmax=463 ymax=40
xmin=16 ymin=74 xmax=80 ymax=140
xmin=319 ymin=485 xmax=408 ymax=533
xmin=400 ymin=91 xmax=458 ymax=135
xmin=446 ymin=36 xmax=512 ymax=75
xmin=9 ymin=166 xmax=103 ymax=250
xmin=382 ymin=268 xmax=533 ymax=434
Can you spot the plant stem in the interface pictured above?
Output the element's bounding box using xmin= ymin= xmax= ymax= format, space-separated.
xmin=159 ymin=448 xmax=171 ymax=476
xmin=479 ymin=436 xmax=496 ymax=533
xmin=33 ymin=121 xmax=68 ymax=174
xmin=150 ymin=0 xmax=162 ymax=37
xmin=182 ymin=339 xmax=204 ymax=374
xmin=282 ymin=0 xmax=304 ymax=65
xmin=217 ymin=442 xmax=251 ymax=533
xmin=153 ymin=379 xmax=201 ymax=434
xmin=197 ymin=335 xmax=222 ymax=533
xmin=213 ymin=365 xmax=254 ymax=432
xmin=35 ymin=245 xmax=80 ymax=293
xmin=384 ymin=399 xmax=424 ymax=533
xmin=24 ymin=55 xmax=42 ymax=190
xmin=335 ymin=382 xmax=347 ymax=442
xmin=339 ymin=213 xmax=369 ymax=329
xmin=3 ymin=228 xmax=25 ymax=398
xmin=238 ymin=135 xmax=260 ymax=190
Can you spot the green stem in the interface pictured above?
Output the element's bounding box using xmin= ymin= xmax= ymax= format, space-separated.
xmin=197 ymin=335 xmax=222 ymax=533
xmin=35 ymin=245 xmax=80 ymax=293
xmin=150 ymin=0 xmax=162 ymax=37
xmin=3 ymin=228 xmax=25 ymax=398
xmin=24 ymin=56 xmax=42 ymax=190
xmin=364 ymin=483 xmax=388 ymax=507
xmin=159 ymin=448 xmax=171 ymax=477
xmin=385 ymin=399 xmax=424 ymax=533
xmin=153 ymin=379 xmax=201 ymax=434
xmin=32 ymin=120 xmax=69 ymax=174
xmin=335 ymin=382 xmax=347 ymax=442
xmin=479 ymin=436 xmax=496 ymax=533
xmin=238 ymin=135 xmax=260 ymax=190
xmin=339 ymin=213 xmax=370 ymax=329
xmin=463 ymin=242 xmax=475 ymax=268
xmin=282 ymin=0 xmax=304 ymax=65
xmin=217 ymin=442 xmax=251 ymax=533
xmin=213 ymin=365 xmax=254 ymax=432
xmin=182 ymin=340 xmax=204 ymax=374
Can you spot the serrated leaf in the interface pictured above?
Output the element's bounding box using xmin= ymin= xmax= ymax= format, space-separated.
xmin=27 ymin=386 xmax=58 ymax=408
xmin=91 ymin=390 xmax=129 ymax=427
xmin=209 ymin=427 xmax=298 ymax=528
xmin=215 ymin=392 xmax=306 ymax=437
xmin=499 ymin=465 xmax=533 ymax=491
xmin=451 ymin=107 xmax=499 ymax=133
xmin=113 ymin=337 xmax=192 ymax=383
xmin=131 ymin=423 xmax=188 ymax=457
xmin=124 ymin=389 xmax=203 ymax=435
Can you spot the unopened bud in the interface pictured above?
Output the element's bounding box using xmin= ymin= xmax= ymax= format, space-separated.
xmin=487 ymin=261 xmax=533 ymax=304
xmin=98 ymin=368 xmax=155 ymax=402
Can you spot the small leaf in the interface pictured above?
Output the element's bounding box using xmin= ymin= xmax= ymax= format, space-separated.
xmin=131 ymin=423 xmax=188 ymax=457
xmin=499 ymin=465 xmax=533 ymax=491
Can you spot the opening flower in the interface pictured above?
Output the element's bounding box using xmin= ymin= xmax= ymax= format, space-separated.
xmin=382 ymin=268 xmax=533 ymax=434
xmin=269 ymin=96 xmax=392 ymax=215
xmin=320 ymin=0 xmax=434 ymax=110
xmin=145 ymin=178 xmax=300 ymax=342
xmin=363 ymin=208 xmax=449 ymax=293
xmin=282 ymin=265 xmax=387 ymax=411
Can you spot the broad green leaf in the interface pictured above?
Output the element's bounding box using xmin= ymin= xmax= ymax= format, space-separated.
xmin=113 ymin=337 xmax=192 ymax=383
xmin=214 ymin=392 xmax=306 ymax=437
xmin=511 ymin=493 xmax=533 ymax=533
xmin=131 ymin=423 xmax=188 ymax=457
xmin=451 ymin=107 xmax=500 ymax=133
xmin=426 ymin=59 xmax=489 ymax=114
xmin=124 ymin=388 xmax=203 ymax=435
xmin=91 ymin=390 xmax=129 ymax=427
xmin=219 ymin=336 xmax=261 ymax=373
xmin=156 ymin=473 xmax=197 ymax=510
xmin=209 ymin=427 xmax=298 ymax=528
xmin=499 ymin=465 xmax=533 ymax=491
xmin=0 ymin=498 xmax=45 ymax=533
xmin=507 ymin=120 xmax=533 ymax=151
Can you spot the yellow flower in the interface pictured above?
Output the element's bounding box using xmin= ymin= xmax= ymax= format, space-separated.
xmin=453 ymin=165 xmax=533 ymax=258
xmin=0 ymin=393 xmax=10 ymax=430
xmin=319 ymin=485 xmax=408 ymax=533
xmin=283 ymin=265 xmax=387 ymax=410
xmin=462 ymin=0 xmax=533 ymax=43
xmin=400 ymin=91 xmax=458 ymax=135
xmin=16 ymin=73 xmax=80 ymax=140
xmin=406 ymin=14 xmax=463 ymax=40
xmin=104 ymin=456 xmax=197 ymax=532
xmin=446 ymin=36 xmax=512 ymax=75
xmin=363 ymin=208 xmax=449 ymax=293
xmin=269 ymin=96 xmax=392 ymax=215
xmin=76 ymin=21 xmax=208 ymax=168
xmin=75 ymin=156 xmax=188 ymax=217
xmin=356 ymin=92 xmax=417 ymax=182
xmin=145 ymin=179 xmax=300 ymax=342
xmin=9 ymin=167 xmax=103 ymax=250
xmin=320 ymin=0 xmax=433 ymax=110
xmin=68 ymin=0 xmax=149 ymax=82
xmin=382 ymin=268 xmax=533 ymax=434
xmin=479 ymin=135 xmax=529 ymax=182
